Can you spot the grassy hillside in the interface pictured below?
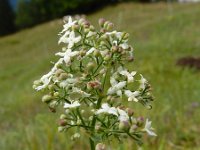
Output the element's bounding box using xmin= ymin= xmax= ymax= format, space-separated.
xmin=0 ymin=2 xmax=200 ymax=150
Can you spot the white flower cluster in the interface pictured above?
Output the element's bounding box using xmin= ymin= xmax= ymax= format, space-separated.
xmin=33 ymin=16 xmax=156 ymax=148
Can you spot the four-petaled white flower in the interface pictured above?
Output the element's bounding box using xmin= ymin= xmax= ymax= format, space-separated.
xmin=143 ymin=119 xmax=157 ymax=136
xmin=124 ymin=90 xmax=140 ymax=102
xmin=35 ymin=58 xmax=64 ymax=91
xmin=117 ymin=108 xmax=129 ymax=122
xmin=96 ymin=103 xmax=118 ymax=116
xmin=107 ymin=76 xmax=126 ymax=97
xmin=59 ymin=31 xmax=81 ymax=48
xmin=139 ymin=74 xmax=147 ymax=90
xmin=56 ymin=49 xmax=79 ymax=65
xmin=60 ymin=16 xmax=77 ymax=33
xmin=120 ymin=43 xmax=129 ymax=49
xmin=64 ymin=101 xmax=80 ymax=109
xmin=118 ymin=66 xmax=136 ymax=83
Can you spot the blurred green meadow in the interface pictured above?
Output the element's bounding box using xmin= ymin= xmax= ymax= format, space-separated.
xmin=0 ymin=2 xmax=200 ymax=150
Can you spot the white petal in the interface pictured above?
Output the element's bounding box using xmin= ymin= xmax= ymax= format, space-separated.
xmin=110 ymin=77 xmax=117 ymax=86
xmin=115 ymin=81 xmax=126 ymax=89
xmin=86 ymin=47 xmax=95 ymax=55
xmin=116 ymin=90 xmax=122 ymax=97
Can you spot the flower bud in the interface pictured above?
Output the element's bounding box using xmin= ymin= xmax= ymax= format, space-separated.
xmin=42 ymin=95 xmax=52 ymax=103
xmin=103 ymin=21 xmax=110 ymax=29
xmin=77 ymin=118 xmax=82 ymax=125
xmin=129 ymin=124 xmax=138 ymax=134
xmin=104 ymin=54 xmax=111 ymax=61
xmin=89 ymin=116 xmax=93 ymax=121
xmin=90 ymin=25 xmax=95 ymax=31
xmin=101 ymin=34 xmax=108 ymax=40
xmin=100 ymin=41 xmax=106 ymax=46
xmin=32 ymin=85 xmax=37 ymax=89
xmin=48 ymin=84 xmax=56 ymax=91
xmin=87 ymin=62 xmax=96 ymax=71
xmin=58 ymin=126 xmax=65 ymax=132
xmin=80 ymin=50 xmax=86 ymax=57
xmin=94 ymin=49 xmax=100 ymax=57
xmin=83 ymin=21 xmax=90 ymax=28
xmin=95 ymin=143 xmax=106 ymax=150
xmin=122 ymin=32 xmax=129 ymax=40
xmin=137 ymin=117 xmax=144 ymax=127
xmin=59 ymin=119 xmax=68 ymax=126
xmin=49 ymin=106 xmax=56 ymax=113
xmin=99 ymin=68 xmax=106 ymax=75
xmin=107 ymin=23 xmax=114 ymax=30
xmin=118 ymin=105 xmax=125 ymax=110
xmin=49 ymin=101 xmax=57 ymax=109
xmin=59 ymin=73 xmax=68 ymax=80
xmin=95 ymin=124 xmax=102 ymax=132
xmin=126 ymin=108 xmax=134 ymax=116
xmin=127 ymin=56 xmax=134 ymax=62
xmin=87 ymin=81 xmax=101 ymax=90
xmin=55 ymin=69 xmax=64 ymax=77
xmin=84 ymin=28 xmax=90 ymax=33
xmin=60 ymin=114 xmax=67 ymax=119
xmin=33 ymin=80 xmax=41 ymax=86
xmin=53 ymin=92 xmax=59 ymax=97
xmin=78 ymin=18 xmax=85 ymax=25
xmin=100 ymin=28 xmax=106 ymax=33
xmin=119 ymin=121 xmax=130 ymax=131
xmin=111 ymin=46 xmax=118 ymax=53
xmin=118 ymin=47 xmax=123 ymax=53
xmin=98 ymin=18 xmax=106 ymax=27
xmin=106 ymin=95 xmax=112 ymax=101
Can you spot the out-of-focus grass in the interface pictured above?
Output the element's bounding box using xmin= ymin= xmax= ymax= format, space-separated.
xmin=0 ymin=2 xmax=200 ymax=150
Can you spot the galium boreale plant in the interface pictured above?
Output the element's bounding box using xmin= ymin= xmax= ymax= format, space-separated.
xmin=33 ymin=16 xmax=156 ymax=150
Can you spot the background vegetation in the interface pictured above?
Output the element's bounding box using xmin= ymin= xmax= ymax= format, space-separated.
xmin=0 ymin=2 xmax=200 ymax=150
xmin=0 ymin=0 xmax=15 ymax=36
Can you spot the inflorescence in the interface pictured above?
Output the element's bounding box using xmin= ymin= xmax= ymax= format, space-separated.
xmin=33 ymin=16 xmax=156 ymax=149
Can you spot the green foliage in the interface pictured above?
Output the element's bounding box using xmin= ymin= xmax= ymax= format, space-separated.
xmin=15 ymin=0 xmax=125 ymax=29
xmin=0 ymin=0 xmax=15 ymax=36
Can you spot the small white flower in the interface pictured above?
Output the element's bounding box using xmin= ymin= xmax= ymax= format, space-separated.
xmin=143 ymin=119 xmax=157 ymax=136
xmin=139 ymin=74 xmax=147 ymax=90
xmin=59 ymin=31 xmax=81 ymax=48
xmin=72 ymin=87 xmax=91 ymax=97
xmin=96 ymin=103 xmax=118 ymax=116
xmin=60 ymin=16 xmax=77 ymax=33
xmin=58 ymin=30 xmax=71 ymax=44
xmin=64 ymin=101 xmax=80 ymax=109
xmin=117 ymin=108 xmax=129 ymax=122
xmin=35 ymin=58 xmax=64 ymax=91
xmin=120 ymin=43 xmax=129 ymax=49
xmin=56 ymin=49 xmax=79 ymax=65
xmin=124 ymin=90 xmax=140 ymax=102
xmin=118 ymin=66 xmax=136 ymax=83
xmin=107 ymin=76 xmax=126 ymax=97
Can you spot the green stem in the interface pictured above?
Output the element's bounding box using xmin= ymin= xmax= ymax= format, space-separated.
xmin=89 ymin=137 xmax=95 ymax=150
